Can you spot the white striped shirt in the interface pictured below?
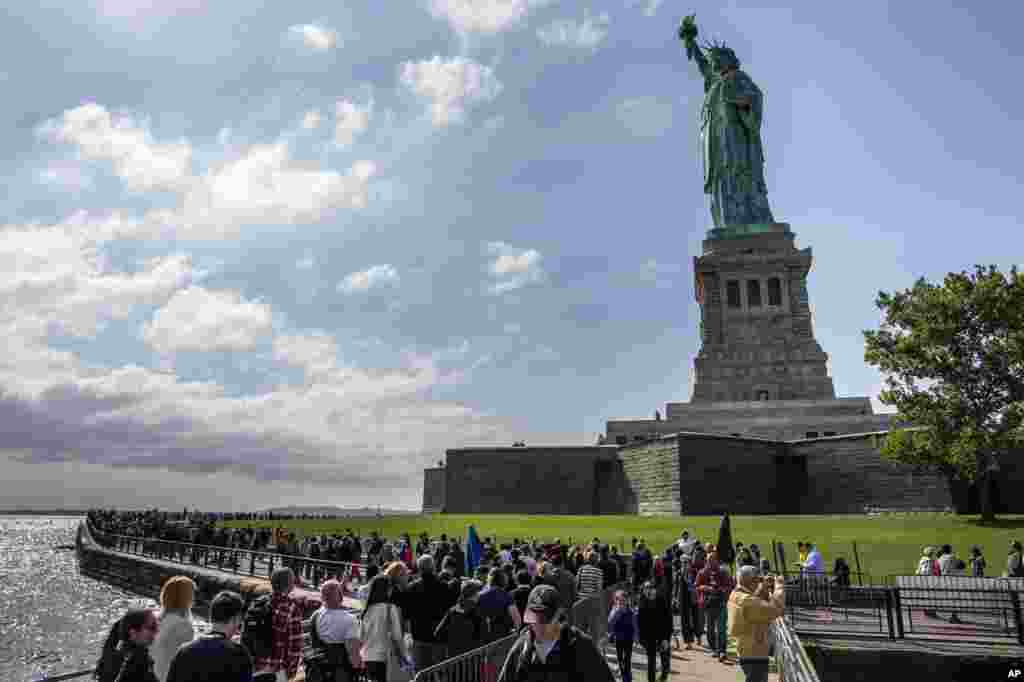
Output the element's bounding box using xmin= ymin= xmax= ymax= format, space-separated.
xmin=577 ymin=564 xmax=604 ymax=596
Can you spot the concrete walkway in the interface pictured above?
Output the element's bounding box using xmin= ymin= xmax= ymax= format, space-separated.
xmin=601 ymin=640 xmax=780 ymax=682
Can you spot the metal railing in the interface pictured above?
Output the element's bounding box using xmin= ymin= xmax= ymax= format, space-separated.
xmin=783 ymin=575 xmax=1024 ymax=645
xmin=88 ymin=524 xmax=365 ymax=585
xmin=771 ymin=617 xmax=822 ymax=682
xmin=35 ymin=671 xmax=93 ymax=682
xmin=411 ymin=582 xmax=625 ymax=682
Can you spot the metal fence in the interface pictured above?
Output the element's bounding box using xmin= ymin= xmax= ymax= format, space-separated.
xmin=782 ymin=574 xmax=1024 ymax=645
xmin=89 ymin=525 xmax=365 ymax=585
xmin=771 ymin=617 xmax=822 ymax=682
xmin=411 ymin=582 xmax=625 ymax=682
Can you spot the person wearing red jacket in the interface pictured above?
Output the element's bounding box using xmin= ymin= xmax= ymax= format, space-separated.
xmin=695 ymin=551 xmax=734 ymax=662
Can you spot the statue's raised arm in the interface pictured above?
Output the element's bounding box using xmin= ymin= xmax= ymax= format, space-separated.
xmin=678 ymin=15 xmax=712 ymax=83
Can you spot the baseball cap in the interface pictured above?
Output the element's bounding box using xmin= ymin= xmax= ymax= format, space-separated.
xmin=523 ymin=585 xmax=560 ymax=624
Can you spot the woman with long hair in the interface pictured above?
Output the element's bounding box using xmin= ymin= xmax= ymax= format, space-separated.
xmin=360 ymin=575 xmax=408 ymax=682
xmin=151 ymin=576 xmax=196 ymax=682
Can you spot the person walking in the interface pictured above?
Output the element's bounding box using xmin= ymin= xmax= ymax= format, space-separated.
xmin=607 ymin=590 xmax=637 ymax=682
xmin=544 ymin=554 xmax=577 ymax=618
xmin=478 ymin=568 xmax=522 ymax=643
xmin=696 ymin=550 xmax=731 ymax=662
xmin=637 ymin=580 xmax=672 ymax=682
xmin=361 ymin=574 xmax=410 ymax=682
xmin=576 ymin=552 xmax=604 ymax=600
xmin=166 ymin=591 xmax=253 ymax=682
xmin=1006 ymin=541 xmax=1024 ymax=577
xmin=632 ymin=541 xmax=653 ymax=595
xmin=151 ymin=576 xmax=196 ymax=682
xmin=309 ymin=580 xmax=359 ymax=682
xmin=402 ymin=555 xmax=454 ymax=673
xmin=249 ymin=567 xmax=304 ymax=682
xmin=434 ymin=580 xmax=486 ymax=659
xmin=728 ymin=567 xmax=786 ymax=682
xmin=969 ymin=547 xmax=986 ymax=578
xmin=496 ymin=585 xmax=614 ymax=682
xmin=938 ymin=544 xmax=966 ymax=624
xmin=113 ymin=608 xmax=161 ymax=682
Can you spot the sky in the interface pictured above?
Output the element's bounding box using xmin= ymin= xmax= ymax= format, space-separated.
xmin=1 ymin=1 xmax=1022 ymax=511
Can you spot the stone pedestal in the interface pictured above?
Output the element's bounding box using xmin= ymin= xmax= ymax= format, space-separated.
xmin=690 ymin=223 xmax=835 ymax=403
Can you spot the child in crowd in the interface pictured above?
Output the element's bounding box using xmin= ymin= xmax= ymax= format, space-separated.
xmin=608 ymin=590 xmax=637 ymax=682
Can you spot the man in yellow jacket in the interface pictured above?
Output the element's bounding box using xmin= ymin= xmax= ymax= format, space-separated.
xmin=727 ymin=566 xmax=785 ymax=682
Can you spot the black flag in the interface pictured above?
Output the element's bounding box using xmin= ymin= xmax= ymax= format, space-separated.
xmin=717 ymin=512 xmax=736 ymax=565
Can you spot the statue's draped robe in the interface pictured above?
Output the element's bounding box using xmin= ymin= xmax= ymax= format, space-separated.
xmin=700 ymin=69 xmax=775 ymax=228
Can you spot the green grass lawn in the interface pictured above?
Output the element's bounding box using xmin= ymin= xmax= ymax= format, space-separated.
xmin=221 ymin=513 xmax=1024 ymax=581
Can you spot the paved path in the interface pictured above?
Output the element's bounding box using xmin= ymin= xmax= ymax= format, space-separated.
xmin=601 ymin=640 xmax=779 ymax=682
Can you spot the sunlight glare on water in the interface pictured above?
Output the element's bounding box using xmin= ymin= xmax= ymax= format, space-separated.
xmin=0 ymin=517 xmax=208 ymax=681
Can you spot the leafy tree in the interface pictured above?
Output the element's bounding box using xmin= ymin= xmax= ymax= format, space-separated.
xmin=863 ymin=265 xmax=1024 ymax=522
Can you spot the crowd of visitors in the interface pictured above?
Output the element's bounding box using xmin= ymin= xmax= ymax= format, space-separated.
xmin=87 ymin=509 xmax=1024 ymax=682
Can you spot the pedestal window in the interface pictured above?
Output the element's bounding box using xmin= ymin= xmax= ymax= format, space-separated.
xmin=747 ymin=279 xmax=762 ymax=307
xmin=767 ymin=277 xmax=782 ymax=306
xmin=726 ymin=280 xmax=741 ymax=308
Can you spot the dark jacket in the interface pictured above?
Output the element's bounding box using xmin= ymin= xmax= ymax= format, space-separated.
xmin=637 ymin=594 xmax=673 ymax=644
xmin=434 ymin=604 xmax=485 ymax=657
xmin=114 ymin=641 xmax=159 ymax=682
xmin=512 ymin=585 xmax=532 ymax=620
xmin=598 ymin=558 xmax=619 ymax=588
xmin=545 ymin=567 xmax=577 ymax=611
xmin=607 ymin=607 xmax=637 ymax=642
xmin=405 ymin=573 xmax=456 ymax=643
xmin=632 ymin=549 xmax=652 ymax=583
xmin=497 ymin=625 xmax=615 ymax=682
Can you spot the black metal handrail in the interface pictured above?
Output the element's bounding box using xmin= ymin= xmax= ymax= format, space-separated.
xmin=89 ymin=525 xmax=366 ymax=583
xmin=35 ymin=670 xmax=93 ymax=682
xmin=783 ymin=579 xmax=1024 ymax=646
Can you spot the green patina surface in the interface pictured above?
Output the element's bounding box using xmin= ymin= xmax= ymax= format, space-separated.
xmin=706 ymin=222 xmax=792 ymax=240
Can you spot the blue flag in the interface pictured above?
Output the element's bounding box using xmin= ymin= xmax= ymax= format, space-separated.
xmin=466 ymin=525 xmax=483 ymax=575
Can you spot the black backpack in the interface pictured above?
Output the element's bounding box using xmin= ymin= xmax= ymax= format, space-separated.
xmin=306 ymin=611 xmax=353 ymax=682
xmin=1013 ymin=553 xmax=1024 ymax=578
xmin=93 ymin=620 xmax=124 ymax=682
xmin=241 ymin=594 xmax=276 ymax=659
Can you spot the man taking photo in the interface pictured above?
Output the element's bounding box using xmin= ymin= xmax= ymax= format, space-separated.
xmin=728 ymin=567 xmax=786 ymax=682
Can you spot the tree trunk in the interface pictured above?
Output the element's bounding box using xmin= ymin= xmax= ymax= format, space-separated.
xmin=979 ymin=468 xmax=997 ymax=524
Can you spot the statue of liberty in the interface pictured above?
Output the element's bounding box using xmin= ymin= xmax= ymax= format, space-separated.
xmin=678 ymin=15 xmax=776 ymax=232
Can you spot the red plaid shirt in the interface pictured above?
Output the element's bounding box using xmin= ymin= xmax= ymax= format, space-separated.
xmin=253 ymin=593 xmax=304 ymax=676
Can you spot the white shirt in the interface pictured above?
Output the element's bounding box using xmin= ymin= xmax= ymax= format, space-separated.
xmin=315 ymin=606 xmax=358 ymax=643
xmin=151 ymin=610 xmax=194 ymax=682
xmin=359 ymin=603 xmax=406 ymax=663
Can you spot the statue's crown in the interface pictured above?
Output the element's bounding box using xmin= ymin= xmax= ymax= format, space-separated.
xmin=703 ymin=39 xmax=740 ymax=69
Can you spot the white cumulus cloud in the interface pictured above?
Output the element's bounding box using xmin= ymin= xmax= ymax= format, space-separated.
xmin=486 ymin=241 xmax=543 ymax=294
xmin=335 ymin=98 xmax=373 ymax=147
xmin=537 ymin=11 xmax=611 ymax=49
xmin=142 ymin=286 xmax=274 ymax=354
xmin=428 ymin=0 xmax=553 ymax=35
xmin=288 ymin=23 xmax=339 ymax=50
xmin=39 ymin=103 xmax=192 ymax=192
xmin=0 ymin=212 xmax=193 ymax=341
xmin=146 ymin=142 xmax=376 ymax=239
xmin=338 ymin=264 xmax=399 ymax=294
xmin=400 ymin=57 xmax=503 ymax=127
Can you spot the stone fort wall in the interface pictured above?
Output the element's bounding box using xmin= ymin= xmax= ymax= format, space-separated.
xmin=424 ymin=432 xmax=1024 ymax=515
